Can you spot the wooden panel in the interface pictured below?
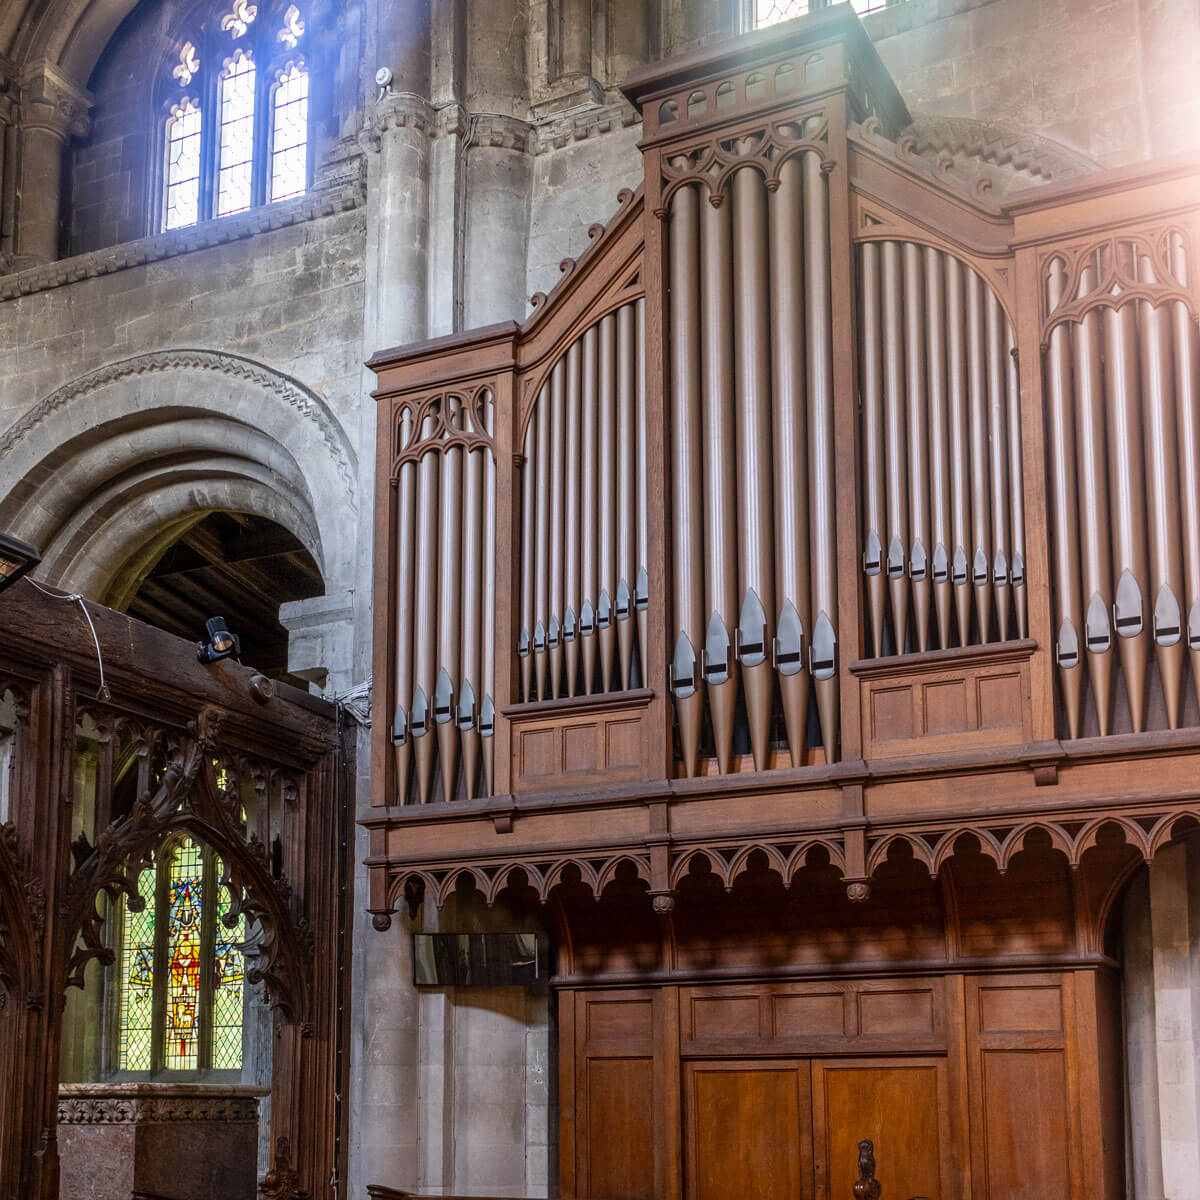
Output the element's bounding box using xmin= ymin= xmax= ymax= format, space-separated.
xmin=585 ymin=1057 xmax=657 ymax=1200
xmin=685 ymin=1062 xmax=812 ymax=1200
xmin=977 ymin=983 xmax=1064 ymax=1034
xmin=852 ymin=642 xmax=1035 ymax=758
xmin=812 ymin=1058 xmax=948 ymax=1200
xmin=505 ymin=693 xmax=653 ymax=794
xmin=690 ymin=995 xmax=761 ymax=1041
xmin=858 ymin=987 xmax=935 ymax=1035
xmin=978 ymin=1050 xmax=1070 ymax=1199
xmin=772 ymin=992 xmax=847 ymax=1038
xmin=585 ymin=997 xmax=654 ymax=1045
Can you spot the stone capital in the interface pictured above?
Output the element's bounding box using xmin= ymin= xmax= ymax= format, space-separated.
xmin=358 ymin=91 xmax=436 ymax=154
xmin=19 ymin=59 xmax=93 ymax=141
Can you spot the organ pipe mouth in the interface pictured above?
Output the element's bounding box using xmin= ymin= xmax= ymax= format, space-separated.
xmin=1055 ymin=618 xmax=1080 ymax=669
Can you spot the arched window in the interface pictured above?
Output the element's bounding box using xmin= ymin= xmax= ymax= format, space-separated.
xmin=160 ymin=3 xmax=310 ymax=231
xmin=754 ymin=0 xmax=891 ymax=26
xmin=117 ymin=834 xmax=247 ymax=1074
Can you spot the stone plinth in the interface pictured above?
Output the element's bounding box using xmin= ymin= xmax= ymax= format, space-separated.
xmin=57 ymin=1083 xmax=265 ymax=1200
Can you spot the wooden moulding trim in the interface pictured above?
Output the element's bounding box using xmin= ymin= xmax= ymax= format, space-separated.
xmin=550 ymin=954 xmax=1119 ymax=991
xmin=848 ymin=638 xmax=1037 ymax=679
xmin=365 ymin=320 xmax=520 ymax=375
xmin=1001 ymin=152 xmax=1200 ymax=217
xmin=502 ymin=687 xmax=654 ymax=721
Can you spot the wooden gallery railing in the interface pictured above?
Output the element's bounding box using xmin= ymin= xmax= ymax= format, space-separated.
xmin=366 ymin=4 xmax=1200 ymax=887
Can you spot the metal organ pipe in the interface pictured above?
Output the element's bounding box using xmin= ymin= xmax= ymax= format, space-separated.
xmin=435 ymin=418 xmax=463 ymax=804
xmin=1006 ymin=326 xmax=1027 ymax=638
xmin=533 ymin=384 xmax=552 ymax=700
xmin=459 ymin=418 xmax=483 ymax=800
xmin=617 ymin=303 xmax=638 ymax=691
xmin=803 ymin=143 xmax=838 ymax=757
xmin=769 ymin=148 xmax=811 ymax=768
xmin=700 ymin=185 xmax=740 ymax=773
xmin=636 ymin=297 xmax=650 ymax=686
xmin=1072 ymin=260 xmax=1115 ymax=734
xmin=986 ymin=292 xmax=1012 ymax=641
xmin=1044 ymin=258 xmax=1084 ymax=737
xmin=581 ymin=326 xmax=599 ymax=695
xmin=1169 ymin=236 xmax=1200 ymax=708
xmin=669 ymin=181 xmax=706 ymax=776
xmin=944 ymin=257 xmax=973 ymax=647
xmin=598 ymin=313 xmax=619 ymax=694
xmin=880 ymin=241 xmax=910 ymax=654
xmin=564 ymin=344 xmax=582 ymax=698
xmin=481 ymin=396 xmax=497 ymax=797
xmin=924 ymin=247 xmax=953 ymax=652
xmin=1104 ymin=296 xmax=1150 ymax=732
xmin=965 ymin=272 xmax=993 ymax=643
xmin=548 ymin=359 xmax=567 ymax=700
xmin=1137 ymin=252 xmax=1184 ymax=728
xmin=392 ymin=408 xmax=416 ymax=803
xmin=903 ymin=242 xmax=932 ymax=652
xmin=519 ymin=420 xmax=535 ymax=702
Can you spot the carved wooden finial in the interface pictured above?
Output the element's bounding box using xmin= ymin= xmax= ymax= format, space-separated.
xmin=854 ymin=1138 xmax=882 ymax=1200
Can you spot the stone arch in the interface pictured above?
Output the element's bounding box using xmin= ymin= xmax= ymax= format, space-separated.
xmin=0 ymin=349 xmax=357 ymax=607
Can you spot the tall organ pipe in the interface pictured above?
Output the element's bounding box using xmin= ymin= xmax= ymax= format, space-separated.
xmin=700 ymin=190 xmax=740 ymax=773
xmin=581 ymin=327 xmax=599 ymax=694
xmin=881 ymin=241 xmax=910 ymax=653
xmin=617 ymin=303 xmax=637 ymax=690
xmin=803 ymin=142 xmax=838 ymax=756
xmin=412 ymin=422 xmax=441 ymax=805
xmin=1044 ymin=258 xmax=1084 ymax=738
xmin=436 ymin=424 xmax=463 ymax=804
xmin=1104 ymin=297 xmax=1150 ymax=732
xmin=392 ymin=408 xmax=416 ymax=803
xmin=944 ymin=258 xmax=973 ymax=647
xmin=903 ymin=242 xmax=932 ymax=652
xmin=1006 ymin=327 xmax=1027 ymax=638
xmin=459 ymin=431 xmax=483 ymax=800
xmin=548 ymin=359 xmax=567 ymax=699
xmin=966 ymin=274 xmax=993 ymax=642
xmin=481 ymin=395 xmax=497 ymax=797
xmin=924 ymin=247 xmax=953 ymax=651
xmin=533 ymin=385 xmax=552 ymax=700
xmin=1073 ymin=260 xmax=1115 ymax=734
xmin=1169 ymin=236 xmax=1200 ymax=710
xmin=519 ymin=420 xmax=535 ymax=702
xmin=731 ymin=160 xmax=777 ymax=771
xmin=669 ymin=182 xmax=705 ymax=776
xmin=636 ymin=298 xmax=649 ymax=686
xmin=564 ymin=344 xmax=582 ymax=697
xmin=859 ymin=242 xmax=887 ymax=658
xmin=986 ymin=292 xmax=1012 ymax=640
xmin=1138 ymin=252 xmax=1184 ymax=727
xmin=598 ymin=313 xmax=618 ymax=693
xmin=770 ymin=150 xmax=811 ymax=767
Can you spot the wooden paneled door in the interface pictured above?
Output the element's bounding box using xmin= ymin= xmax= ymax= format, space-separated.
xmin=810 ymin=1058 xmax=951 ymax=1200
xmin=684 ymin=1060 xmax=814 ymax=1199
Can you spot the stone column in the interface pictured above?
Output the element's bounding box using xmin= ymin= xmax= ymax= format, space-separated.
xmin=15 ymin=60 xmax=91 ymax=266
xmin=463 ymin=116 xmax=533 ymax=328
xmin=0 ymin=56 xmax=16 ymax=266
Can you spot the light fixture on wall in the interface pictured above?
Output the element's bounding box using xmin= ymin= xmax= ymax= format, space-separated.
xmin=0 ymin=533 xmax=41 ymax=594
xmin=197 ymin=616 xmax=241 ymax=664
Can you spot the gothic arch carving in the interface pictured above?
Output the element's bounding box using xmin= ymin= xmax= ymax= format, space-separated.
xmin=63 ymin=707 xmax=314 ymax=1024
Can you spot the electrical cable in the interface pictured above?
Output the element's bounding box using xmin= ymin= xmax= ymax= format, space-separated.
xmin=25 ymin=577 xmax=111 ymax=702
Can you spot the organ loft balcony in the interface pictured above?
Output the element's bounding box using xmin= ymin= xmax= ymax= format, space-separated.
xmin=363 ymin=6 xmax=1200 ymax=928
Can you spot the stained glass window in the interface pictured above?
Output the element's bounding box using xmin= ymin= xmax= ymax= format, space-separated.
xmin=117 ymin=864 xmax=156 ymax=1071
xmin=164 ymin=98 xmax=202 ymax=230
xmin=115 ymin=837 xmax=246 ymax=1074
xmin=212 ymin=859 xmax=246 ymax=1069
xmin=270 ymin=64 xmax=308 ymax=202
xmin=217 ymin=51 xmax=256 ymax=216
xmin=164 ymin=838 xmax=203 ymax=1070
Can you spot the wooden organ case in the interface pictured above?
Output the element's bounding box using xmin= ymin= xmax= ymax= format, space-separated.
xmin=367 ymin=9 xmax=1200 ymax=1198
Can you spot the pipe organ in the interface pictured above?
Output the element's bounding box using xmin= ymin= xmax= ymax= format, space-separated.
xmin=856 ymin=241 xmax=1027 ymax=661
xmin=517 ymin=301 xmax=649 ymax=704
xmin=369 ymin=9 xmax=1200 ymax=813
xmin=1042 ymin=233 xmax=1200 ymax=737
xmin=388 ymin=387 xmax=496 ymax=804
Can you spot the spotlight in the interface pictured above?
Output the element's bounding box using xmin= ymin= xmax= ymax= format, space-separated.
xmin=0 ymin=533 xmax=41 ymax=594
xmin=197 ymin=616 xmax=241 ymax=664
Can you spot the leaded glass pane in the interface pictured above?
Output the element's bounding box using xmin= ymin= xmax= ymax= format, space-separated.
xmin=217 ymin=52 xmax=256 ymax=217
xmin=164 ymin=838 xmax=203 ymax=1070
xmin=756 ymin=0 xmax=810 ymax=25
xmin=117 ymin=863 xmax=156 ymax=1071
xmin=270 ymin=64 xmax=308 ymax=202
xmin=164 ymin=99 xmax=202 ymax=231
xmin=211 ymin=857 xmax=246 ymax=1070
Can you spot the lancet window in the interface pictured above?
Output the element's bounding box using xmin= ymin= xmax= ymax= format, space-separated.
xmin=755 ymin=0 xmax=891 ymax=26
xmin=116 ymin=834 xmax=247 ymax=1074
xmin=160 ymin=2 xmax=310 ymax=231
